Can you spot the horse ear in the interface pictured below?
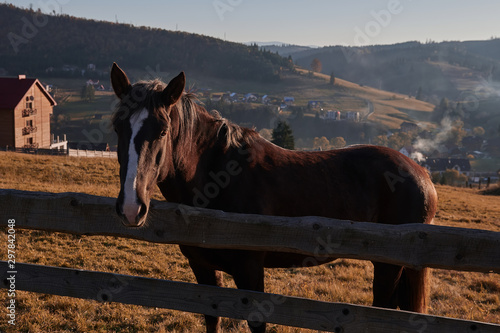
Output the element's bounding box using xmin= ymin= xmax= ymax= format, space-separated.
xmin=110 ymin=62 xmax=132 ymax=99
xmin=162 ymin=72 xmax=185 ymax=106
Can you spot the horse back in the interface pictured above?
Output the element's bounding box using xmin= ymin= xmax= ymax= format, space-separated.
xmin=220 ymin=143 xmax=437 ymax=226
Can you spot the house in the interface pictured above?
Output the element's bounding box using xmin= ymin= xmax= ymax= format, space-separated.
xmin=399 ymin=146 xmax=415 ymax=158
xmin=346 ymin=111 xmax=360 ymax=122
xmin=210 ymin=94 xmax=223 ymax=102
xmin=0 ymin=75 xmax=58 ymax=149
xmin=244 ymin=93 xmax=257 ymax=102
xmin=283 ymin=96 xmax=295 ymax=106
xmin=308 ymin=101 xmax=322 ymax=109
xmin=322 ymin=110 xmax=341 ymax=121
xmin=421 ymin=158 xmax=471 ymax=176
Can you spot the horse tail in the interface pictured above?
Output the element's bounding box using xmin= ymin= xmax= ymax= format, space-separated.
xmin=398 ymin=266 xmax=430 ymax=313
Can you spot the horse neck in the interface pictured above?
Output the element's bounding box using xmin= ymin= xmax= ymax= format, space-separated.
xmin=169 ymin=107 xmax=221 ymax=180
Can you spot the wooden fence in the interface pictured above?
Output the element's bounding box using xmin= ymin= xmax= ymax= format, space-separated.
xmin=68 ymin=148 xmax=117 ymax=158
xmin=1 ymin=189 xmax=499 ymax=332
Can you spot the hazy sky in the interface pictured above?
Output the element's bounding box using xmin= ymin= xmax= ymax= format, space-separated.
xmin=8 ymin=0 xmax=500 ymax=46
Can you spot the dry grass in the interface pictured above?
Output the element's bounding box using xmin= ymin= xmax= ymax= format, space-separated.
xmin=0 ymin=152 xmax=499 ymax=332
xmin=294 ymin=68 xmax=436 ymax=130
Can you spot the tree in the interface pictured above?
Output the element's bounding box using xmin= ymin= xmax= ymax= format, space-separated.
xmin=373 ymin=135 xmax=388 ymax=147
xmin=416 ymin=86 xmax=423 ymax=100
xmin=272 ymin=121 xmax=294 ymax=150
xmin=81 ymin=84 xmax=95 ymax=103
xmin=313 ymin=136 xmax=330 ymax=150
xmin=432 ymin=97 xmax=450 ymax=122
xmin=448 ymin=120 xmax=467 ymax=146
xmin=311 ymin=58 xmax=322 ymax=73
xmin=258 ymin=128 xmax=272 ymax=141
xmin=440 ymin=169 xmax=468 ymax=187
xmin=329 ymin=71 xmax=335 ymax=86
xmin=473 ymin=126 xmax=485 ymax=137
xmin=388 ymin=132 xmax=412 ymax=150
xmin=330 ymin=137 xmax=346 ymax=149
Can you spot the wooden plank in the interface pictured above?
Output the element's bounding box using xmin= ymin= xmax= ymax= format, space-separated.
xmin=1 ymin=261 xmax=498 ymax=333
xmin=0 ymin=189 xmax=499 ymax=273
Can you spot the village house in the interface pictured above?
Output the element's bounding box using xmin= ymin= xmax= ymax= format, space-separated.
xmin=283 ymin=96 xmax=295 ymax=106
xmin=321 ymin=110 xmax=341 ymax=121
xmin=346 ymin=111 xmax=360 ymax=122
xmin=399 ymin=146 xmax=416 ymax=158
xmin=0 ymin=75 xmax=64 ymax=149
xmin=421 ymin=158 xmax=472 ymax=176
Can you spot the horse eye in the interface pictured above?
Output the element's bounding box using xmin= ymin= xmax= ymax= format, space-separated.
xmin=160 ymin=129 xmax=167 ymax=137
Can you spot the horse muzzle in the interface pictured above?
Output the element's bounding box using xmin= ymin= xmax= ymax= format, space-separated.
xmin=116 ymin=200 xmax=149 ymax=227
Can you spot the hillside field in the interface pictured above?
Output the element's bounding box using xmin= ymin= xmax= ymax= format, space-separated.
xmin=0 ymin=152 xmax=499 ymax=332
xmin=46 ymin=66 xmax=437 ymax=148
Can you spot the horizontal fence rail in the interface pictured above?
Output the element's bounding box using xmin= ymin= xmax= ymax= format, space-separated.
xmin=1 ymin=189 xmax=499 ymax=273
xmin=0 ymin=189 xmax=499 ymax=332
xmin=1 ymin=261 xmax=498 ymax=333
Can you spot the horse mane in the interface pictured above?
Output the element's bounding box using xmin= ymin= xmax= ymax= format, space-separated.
xmin=209 ymin=109 xmax=257 ymax=150
xmin=112 ymin=79 xmax=257 ymax=152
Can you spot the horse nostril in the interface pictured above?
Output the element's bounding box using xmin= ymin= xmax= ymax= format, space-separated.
xmin=138 ymin=203 xmax=148 ymax=219
xmin=116 ymin=201 xmax=124 ymax=217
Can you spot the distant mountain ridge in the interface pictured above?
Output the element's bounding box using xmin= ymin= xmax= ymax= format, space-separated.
xmin=263 ymin=40 xmax=500 ymax=99
xmin=0 ymin=4 xmax=292 ymax=81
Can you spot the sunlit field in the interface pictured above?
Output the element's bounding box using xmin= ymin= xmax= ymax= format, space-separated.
xmin=0 ymin=152 xmax=499 ymax=332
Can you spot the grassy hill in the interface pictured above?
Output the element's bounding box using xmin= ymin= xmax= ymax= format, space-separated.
xmin=45 ymin=65 xmax=437 ymax=147
xmin=0 ymin=152 xmax=499 ymax=332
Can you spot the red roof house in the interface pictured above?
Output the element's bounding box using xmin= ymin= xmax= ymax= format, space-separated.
xmin=0 ymin=75 xmax=56 ymax=148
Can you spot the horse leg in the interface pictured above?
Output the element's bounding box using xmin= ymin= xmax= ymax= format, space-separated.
xmin=232 ymin=258 xmax=266 ymax=333
xmin=372 ymin=262 xmax=403 ymax=309
xmin=372 ymin=262 xmax=429 ymax=313
xmin=189 ymin=261 xmax=224 ymax=333
xmin=397 ymin=267 xmax=430 ymax=313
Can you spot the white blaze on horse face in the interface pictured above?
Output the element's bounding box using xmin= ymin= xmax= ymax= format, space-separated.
xmin=123 ymin=108 xmax=149 ymax=224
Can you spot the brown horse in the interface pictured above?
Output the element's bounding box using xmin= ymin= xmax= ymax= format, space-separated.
xmin=110 ymin=63 xmax=438 ymax=333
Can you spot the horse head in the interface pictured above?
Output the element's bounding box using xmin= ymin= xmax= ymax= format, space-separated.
xmin=110 ymin=63 xmax=185 ymax=227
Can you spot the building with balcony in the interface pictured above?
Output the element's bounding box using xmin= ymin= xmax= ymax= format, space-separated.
xmin=0 ymin=75 xmax=58 ymax=149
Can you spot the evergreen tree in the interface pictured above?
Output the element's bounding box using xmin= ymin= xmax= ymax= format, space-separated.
xmin=329 ymin=71 xmax=335 ymax=86
xmin=416 ymin=86 xmax=423 ymax=100
xmin=432 ymin=97 xmax=450 ymax=122
xmin=272 ymin=121 xmax=295 ymax=149
xmin=81 ymin=84 xmax=95 ymax=103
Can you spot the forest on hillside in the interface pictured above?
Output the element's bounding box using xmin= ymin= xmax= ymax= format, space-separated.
xmin=288 ymin=41 xmax=500 ymax=99
xmin=0 ymin=4 xmax=292 ymax=81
